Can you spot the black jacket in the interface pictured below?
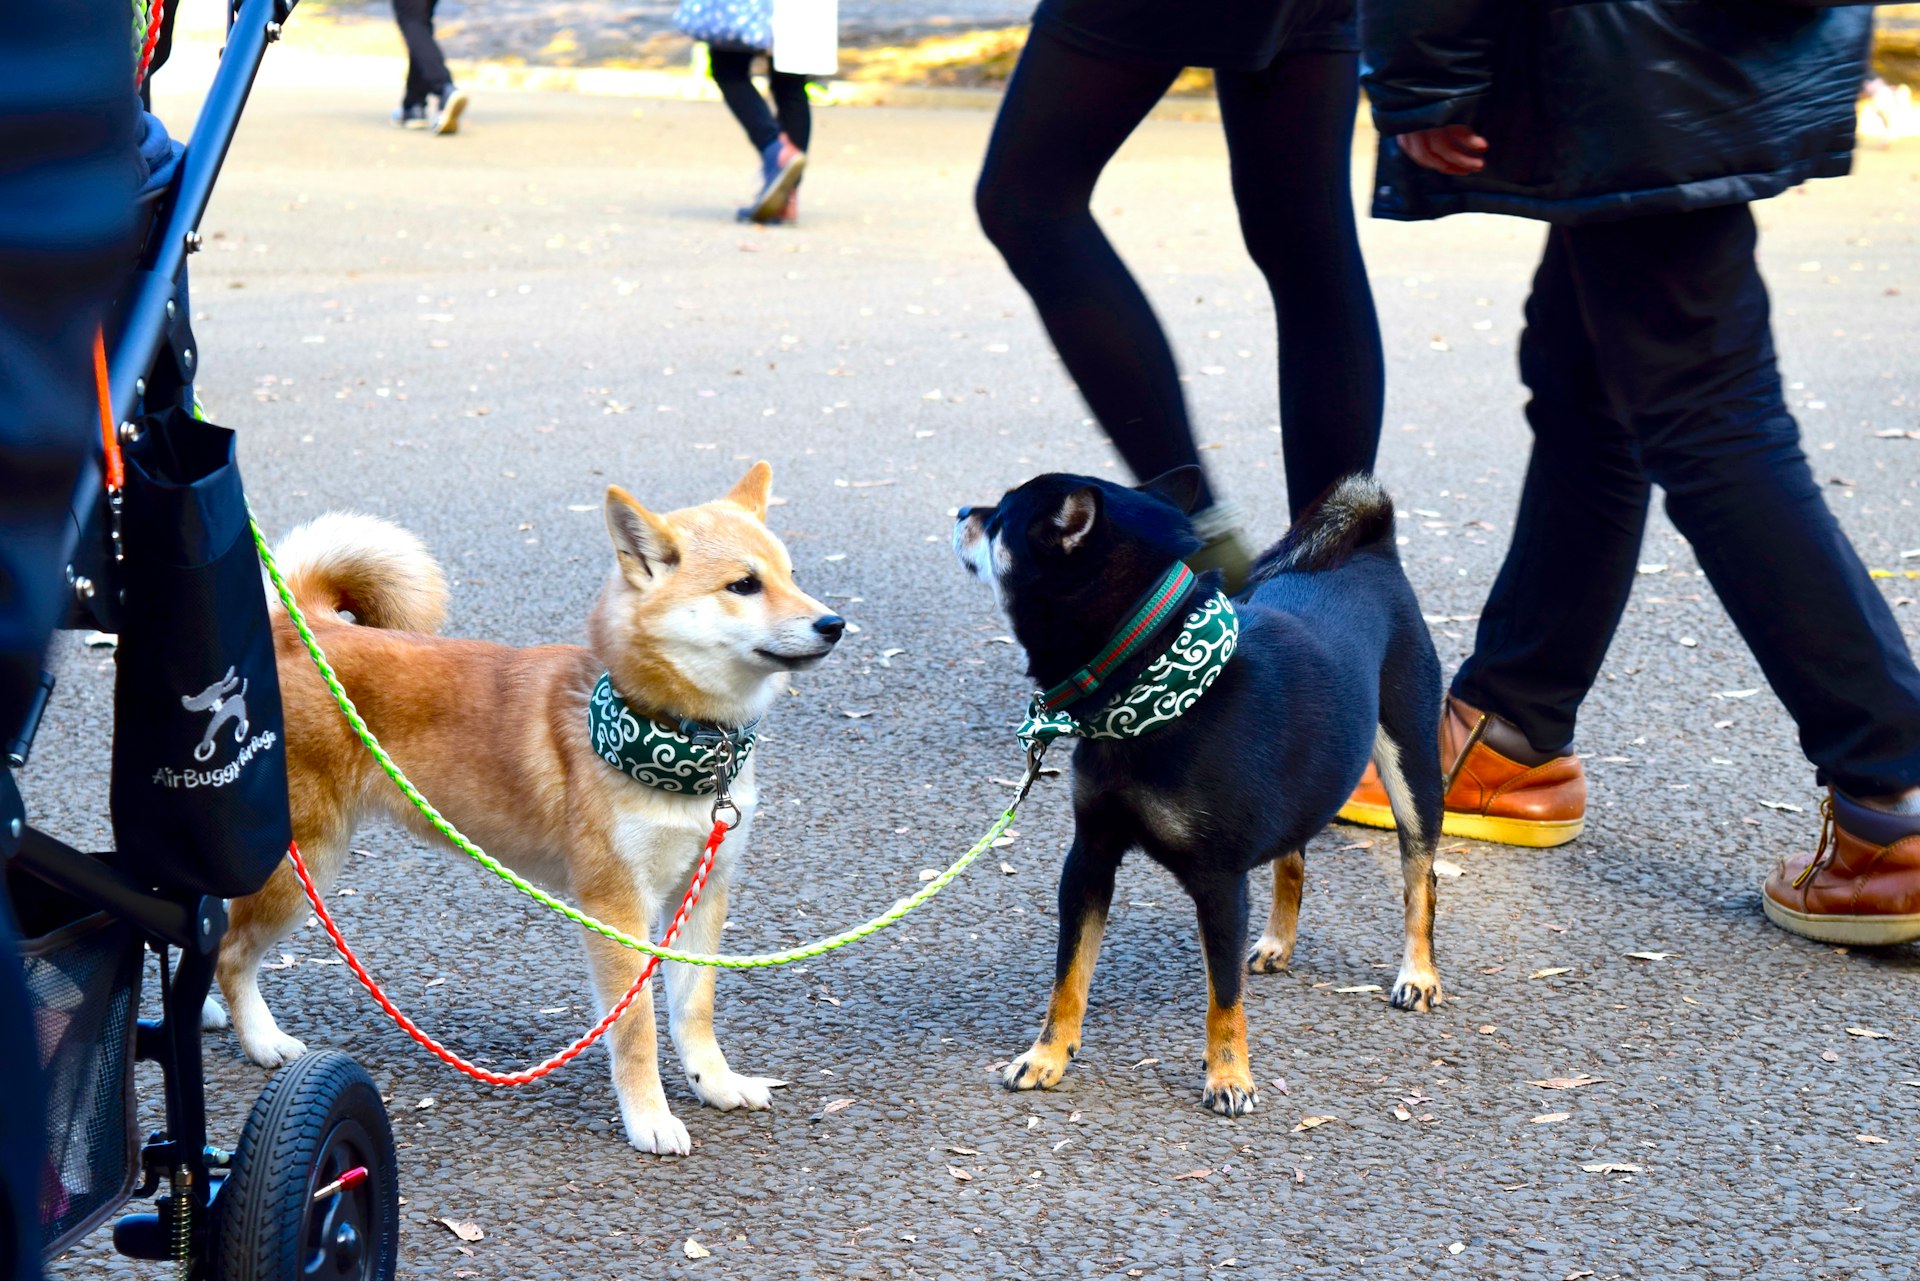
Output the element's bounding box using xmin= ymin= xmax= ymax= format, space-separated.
xmin=1362 ymin=1 xmax=1874 ymax=224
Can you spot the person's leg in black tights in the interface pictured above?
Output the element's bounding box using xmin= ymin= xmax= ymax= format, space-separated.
xmin=393 ymin=0 xmax=451 ymax=108
xmin=770 ymin=71 xmax=811 ymax=153
xmin=1216 ymin=51 xmax=1384 ymax=519
xmin=974 ymin=31 xmax=1211 ymax=507
xmin=1451 ymin=230 xmax=1653 ymax=754
xmin=710 ymin=48 xmax=781 ymax=153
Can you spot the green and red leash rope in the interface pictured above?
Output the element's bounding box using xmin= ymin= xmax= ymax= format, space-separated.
xmin=283 ymin=818 xmax=729 ymax=1087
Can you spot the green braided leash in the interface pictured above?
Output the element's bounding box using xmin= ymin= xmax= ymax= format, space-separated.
xmin=249 ymin=512 xmax=1024 ymax=969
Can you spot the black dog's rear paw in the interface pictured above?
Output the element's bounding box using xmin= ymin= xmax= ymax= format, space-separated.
xmin=1389 ymin=970 xmax=1443 ymax=1012
xmin=1247 ymin=936 xmax=1293 ymax=974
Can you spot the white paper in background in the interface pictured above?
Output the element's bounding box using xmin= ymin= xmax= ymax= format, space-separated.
xmin=771 ymin=0 xmax=839 ymax=76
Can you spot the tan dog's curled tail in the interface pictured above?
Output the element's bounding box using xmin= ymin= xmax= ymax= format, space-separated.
xmin=271 ymin=511 xmax=448 ymax=632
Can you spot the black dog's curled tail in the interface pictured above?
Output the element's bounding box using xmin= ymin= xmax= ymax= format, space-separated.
xmin=1248 ymin=473 xmax=1397 ymax=583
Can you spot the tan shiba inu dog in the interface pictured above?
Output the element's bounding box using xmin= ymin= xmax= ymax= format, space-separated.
xmin=206 ymin=463 xmax=843 ymax=1155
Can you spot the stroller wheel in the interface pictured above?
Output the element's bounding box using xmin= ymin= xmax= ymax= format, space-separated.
xmin=213 ymin=1050 xmax=398 ymax=1280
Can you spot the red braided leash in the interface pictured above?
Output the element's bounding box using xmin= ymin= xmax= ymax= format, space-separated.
xmin=285 ymin=820 xmax=726 ymax=1086
xmin=136 ymin=0 xmax=166 ymax=86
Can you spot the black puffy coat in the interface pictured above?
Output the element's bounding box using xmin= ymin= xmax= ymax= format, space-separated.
xmin=1362 ymin=1 xmax=1874 ymax=224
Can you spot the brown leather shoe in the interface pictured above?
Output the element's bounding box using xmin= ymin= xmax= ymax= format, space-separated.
xmin=1763 ymin=794 xmax=1920 ymax=945
xmin=1337 ymin=696 xmax=1587 ymax=848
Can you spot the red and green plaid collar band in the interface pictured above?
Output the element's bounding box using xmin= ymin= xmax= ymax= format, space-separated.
xmin=1036 ymin=563 xmax=1196 ymax=714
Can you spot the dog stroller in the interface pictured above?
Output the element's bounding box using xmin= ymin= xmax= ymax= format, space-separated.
xmin=2 ymin=0 xmax=398 ymax=1275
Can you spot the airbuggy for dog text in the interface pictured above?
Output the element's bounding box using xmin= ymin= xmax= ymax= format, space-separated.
xmin=2 ymin=0 xmax=399 ymax=1276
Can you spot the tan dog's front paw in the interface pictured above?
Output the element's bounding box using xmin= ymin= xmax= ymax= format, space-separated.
xmin=1389 ymin=966 xmax=1444 ymax=1012
xmin=1201 ymin=1059 xmax=1258 ymax=1117
xmin=1003 ymin=1039 xmax=1074 ymax=1092
xmin=621 ymin=1107 xmax=692 ymax=1157
xmin=690 ymin=1068 xmax=786 ymax=1112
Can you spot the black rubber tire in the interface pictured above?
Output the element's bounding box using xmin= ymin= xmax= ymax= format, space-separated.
xmin=212 ymin=1050 xmax=399 ymax=1281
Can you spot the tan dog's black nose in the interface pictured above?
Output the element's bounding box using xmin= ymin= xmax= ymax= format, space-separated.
xmin=813 ymin=615 xmax=846 ymax=642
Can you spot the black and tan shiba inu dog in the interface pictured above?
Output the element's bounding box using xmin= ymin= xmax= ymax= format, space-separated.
xmin=954 ymin=468 xmax=1444 ymax=1116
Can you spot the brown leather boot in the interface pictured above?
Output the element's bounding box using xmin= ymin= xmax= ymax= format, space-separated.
xmin=1763 ymin=793 xmax=1920 ymax=945
xmin=1337 ymin=695 xmax=1587 ymax=848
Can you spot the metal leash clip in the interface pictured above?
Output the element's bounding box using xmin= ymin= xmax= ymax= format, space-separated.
xmin=709 ymin=736 xmax=742 ymax=830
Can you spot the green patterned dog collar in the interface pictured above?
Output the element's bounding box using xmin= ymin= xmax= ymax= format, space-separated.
xmin=588 ymin=673 xmax=757 ymax=796
xmin=1018 ymin=588 xmax=1239 ymax=746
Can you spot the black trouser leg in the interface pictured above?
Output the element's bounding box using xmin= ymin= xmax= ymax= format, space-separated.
xmin=1568 ymin=205 xmax=1920 ymax=796
xmin=1216 ymin=51 xmax=1384 ymax=519
xmin=709 ymin=48 xmax=781 ymax=154
xmin=1459 ymin=205 xmax=1920 ymax=794
xmin=974 ymin=30 xmax=1213 ymax=507
xmin=769 ymin=70 xmax=811 ymax=153
xmin=393 ymin=0 xmax=451 ymax=107
xmin=1452 ymin=231 xmax=1652 ymax=754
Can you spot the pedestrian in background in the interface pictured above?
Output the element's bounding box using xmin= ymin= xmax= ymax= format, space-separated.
xmin=974 ymin=2 xmax=1385 ymax=590
xmin=676 ymin=0 xmax=839 ymax=223
xmin=1342 ymin=1 xmax=1920 ymax=945
xmin=391 ymin=0 xmax=468 ymax=134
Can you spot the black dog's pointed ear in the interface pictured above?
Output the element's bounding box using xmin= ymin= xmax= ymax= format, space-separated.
xmin=1050 ymin=486 xmax=1101 ymax=554
xmin=1136 ymin=466 xmax=1204 ymax=515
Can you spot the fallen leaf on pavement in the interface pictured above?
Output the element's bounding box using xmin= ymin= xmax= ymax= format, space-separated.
xmin=1857 ymin=1135 xmax=1888 ymax=1145
xmin=438 ymin=1219 xmax=484 ymax=1243
xmin=1292 ymin=1115 xmax=1337 ymax=1132
xmin=1528 ymin=1076 xmax=1596 ymax=1090
xmin=1580 ymin=1163 xmax=1642 ymax=1174
xmin=1433 ymin=859 xmax=1465 ymax=878
xmin=1133 ymin=1058 xmax=1161 ymax=1069
xmin=1846 ymin=1028 xmax=1892 ymax=1039
xmin=948 ymin=1146 xmax=979 ymax=1156
xmin=1531 ymin=1113 xmax=1570 ymax=1124
xmin=1822 ymin=1051 xmax=1841 ymax=1063
xmin=414 ymin=1097 xmax=435 ymax=1110
xmin=812 ymin=1098 xmax=856 ymax=1121
xmin=683 ymin=1238 xmax=711 ymax=1259
xmin=1759 ymin=800 xmax=1803 ymax=813
xmin=947 ymin=1166 xmax=973 ymax=1181
xmin=1529 ymin=967 xmax=1573 ymax=979
xmin=1393 ymin=1105 xmax=1412 ymax=1122
xmin=1174 ymin=1168 xmax=1212 ymax=1181
xmin=1333 ymin=984 xmax=1382 ymax=994
xmin=1624 ymin=952 xmax=1677 ymax=961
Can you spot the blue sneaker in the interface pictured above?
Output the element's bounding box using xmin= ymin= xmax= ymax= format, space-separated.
xmin=746 ymin=134 xmax=805 ymax=223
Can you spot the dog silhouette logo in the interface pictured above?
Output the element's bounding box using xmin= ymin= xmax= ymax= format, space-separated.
xmin=182 ymin=667 xmax=251 ymax=763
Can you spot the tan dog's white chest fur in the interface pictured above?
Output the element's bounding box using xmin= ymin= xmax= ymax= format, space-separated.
xmin=208 ymin=464 xmax=841 ymax=1156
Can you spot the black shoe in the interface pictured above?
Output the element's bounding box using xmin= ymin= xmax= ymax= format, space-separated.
xmin=392 ymin=103 xmax=428 ymax=129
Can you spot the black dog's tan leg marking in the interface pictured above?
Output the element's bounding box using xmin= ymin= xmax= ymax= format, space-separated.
xmin=1247 ymin=849 xmax=1304 ymax=974
xmin=1203 ymin=977 xmax=1257 ymax=1116
xmin=1195 ymin=874 xmax=1257 ymax=1116
xmin=1373 ymin=727 xmax=1444 ymax=1011
xmin=1006 ymin=832 xmax=1120 ymax=1092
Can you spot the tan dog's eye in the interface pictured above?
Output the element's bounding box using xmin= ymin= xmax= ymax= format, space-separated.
xmin=726 ymin=575 xmax=762 ymax=596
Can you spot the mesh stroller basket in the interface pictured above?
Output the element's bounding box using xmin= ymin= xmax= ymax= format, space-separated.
xmin=16 ymin=876 xmax=143 ymax=1256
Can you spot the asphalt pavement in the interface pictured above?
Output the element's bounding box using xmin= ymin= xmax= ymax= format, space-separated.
xmin=31 ymin=75 xmax=1920 ymax=1281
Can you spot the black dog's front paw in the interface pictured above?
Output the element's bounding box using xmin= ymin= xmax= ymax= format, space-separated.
xmin=1201 ymin=1077 xmax=1258 ymax=1118
xmin=1003 ymin=1041 xmax=1074 ymax=1092
xmin=1389 ymin=967 xmax=1443 ymax=1012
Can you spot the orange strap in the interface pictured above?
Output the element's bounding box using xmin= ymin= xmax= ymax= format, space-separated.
xmin=93 ymin=327 xmax=123 ymax=492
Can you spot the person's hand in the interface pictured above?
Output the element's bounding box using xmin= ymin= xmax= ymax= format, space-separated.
xmin=1399 ymin=125 xmax=1489 ymax=175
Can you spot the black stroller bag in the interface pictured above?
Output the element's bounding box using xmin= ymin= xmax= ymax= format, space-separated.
xmin=109 ymin=408 xmax=291 ymax=897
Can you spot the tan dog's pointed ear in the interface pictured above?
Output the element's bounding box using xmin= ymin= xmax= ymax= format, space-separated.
xmin=723 ymin=461 xmax=773 ymax=522
xmin=605 ymin=486 xmax=680 ymax=587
